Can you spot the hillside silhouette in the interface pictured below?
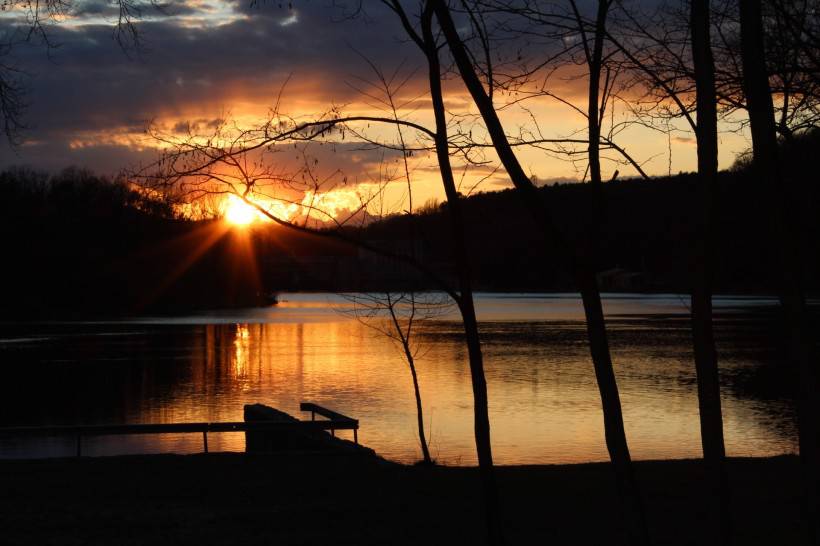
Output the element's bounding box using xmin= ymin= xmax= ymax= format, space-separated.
xmin=2 ymin=132 xmax=818 ymax=317
xmin=351 ymin=131 xmax=820 ymax=293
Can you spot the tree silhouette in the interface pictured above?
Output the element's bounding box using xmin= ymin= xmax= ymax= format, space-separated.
xmin=690 ymin=1 xmax=732 ymax=543
xmin=598 ymin=3 xmax=734 ymax=540
xmin=341 ymin=291 xmax=449 ymax=465
xmin=739 ymin=1 xmax=819 ymax=543
xmin=387 ymin=3 xmax=504 ymax=541
xmin=711 ymin=0 xmax=820 ymax=141
xmin=432 ymin=3 xmax=649 ymax=543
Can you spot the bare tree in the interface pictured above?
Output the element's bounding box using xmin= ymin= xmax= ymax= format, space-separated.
xmin=739 ymin=2 xmax=819 ymax=543
xmin=385 ymin=3 xmax=504 ymax=542
xmin=711 ymin=0 xmax=820 ymax=141
xmin=690 ymin=1 xmax=731 ymax=544
xmin=591 ymin=3 xmax=735 ymax=542
xmin=754 ymin=0 xmax=820 ymax=139
xmin=431 ymin=3 xmax=650 ymax=544
xmin=342 ymin=291 xmax=450 ymax=465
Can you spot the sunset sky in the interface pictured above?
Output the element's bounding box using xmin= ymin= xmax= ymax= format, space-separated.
xmin=0 ymin=0 xmax=755 ymax=216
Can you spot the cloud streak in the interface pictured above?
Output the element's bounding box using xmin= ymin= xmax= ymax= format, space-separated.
xmin=0 ymin=0 xmax=734 ymax=192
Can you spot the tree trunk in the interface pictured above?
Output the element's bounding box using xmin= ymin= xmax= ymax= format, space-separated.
xmin=739 ymin=2 xmax=819 ymax=543
xmin=388 ymin=295 xmax=433 ymax=465
xmin=578 ymin=273 xmax=650 ymax=545
xmin=579 ymin=0 xmax=608 ymax=263
xmin=690 ymin=1 xmax=732 ymax=544
xmin=587 ymin=0 xmax=606 ymax=190
xmin=420 ymin=6 xmax=504 ymax=544
xmin=433 ymin=3 xmax=649 ymax=544
xmin=403 ymin=338 xmax=432 ymax=464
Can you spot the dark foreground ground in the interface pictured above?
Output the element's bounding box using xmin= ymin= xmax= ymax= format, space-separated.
xmin=0 ymin=453 xmax=804 ymax=545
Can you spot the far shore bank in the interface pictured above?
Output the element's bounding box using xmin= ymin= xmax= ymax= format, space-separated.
xmin=0 ymin=453 xmax=803 ymax=545
xmin=3 ymin=290 xmax=813 ymax=324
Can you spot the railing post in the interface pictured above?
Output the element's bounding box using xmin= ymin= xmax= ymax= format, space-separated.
xmin=203 ymin=431 xmax=208 ymax=453
xmin=354 ymin=428 xmax=358 ymax=445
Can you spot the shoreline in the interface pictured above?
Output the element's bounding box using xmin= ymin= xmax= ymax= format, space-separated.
xmin=1 ymin=453 xmax=803 ymax=545
xmin=1 ymin=291 xmax=809 ymax=325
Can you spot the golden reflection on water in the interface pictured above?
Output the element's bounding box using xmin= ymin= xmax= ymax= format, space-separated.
xmin=0 ymin=295 xmax=798 ymax=463
xmin=232 ymin=324 xmax=250 ymax=384
xmin=134 ymin=312 xmax=797 ymax=465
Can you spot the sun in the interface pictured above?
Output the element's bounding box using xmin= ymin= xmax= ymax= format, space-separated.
xmin=224 ymin=195 xmax=259 ymax=227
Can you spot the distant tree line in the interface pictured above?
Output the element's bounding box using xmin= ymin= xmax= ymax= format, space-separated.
xmin=5 ymin=129 xmax=818 ymax=315
xmin=335 ymin=131 xmax=819 ymax=294
xmin=0 ymin=168 xmax=263 ymax=316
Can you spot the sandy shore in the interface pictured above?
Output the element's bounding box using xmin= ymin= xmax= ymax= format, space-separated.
xmin=0 ymin=453 xmax=804 ymax=545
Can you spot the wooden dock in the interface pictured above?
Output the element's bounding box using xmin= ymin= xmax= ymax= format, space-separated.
xmin=0 ymin=402 xmax=359 ymax=457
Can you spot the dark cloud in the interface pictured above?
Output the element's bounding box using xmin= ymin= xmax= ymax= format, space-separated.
xmin=0 ymin=1 xmax=428 ymax=173
xmin=170 ymin=117 xmax=225 ymax=133
xmin=5 ymin=139 xmax=160 ymax=173
xmin=71 ymin=0 xmax=118 ymax=17
xmin=0 ymin=0 xmax=611 ymax=178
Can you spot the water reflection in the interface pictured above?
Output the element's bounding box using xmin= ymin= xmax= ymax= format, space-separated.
xmin=0 ymin=293 xmax=799 ymax=464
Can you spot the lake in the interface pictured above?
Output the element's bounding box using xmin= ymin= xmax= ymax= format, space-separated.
xmin=0 ymin=293 xmax=799 ymax=465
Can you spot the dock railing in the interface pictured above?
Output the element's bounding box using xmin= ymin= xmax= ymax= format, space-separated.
xmin=300 ymin=402 xmax=359 ymax=445
xmin=0 ymin=402 xmax=358 ymax=456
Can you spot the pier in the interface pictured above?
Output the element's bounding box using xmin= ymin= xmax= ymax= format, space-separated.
xmin=0 ymin=402 xmax=359 ymax=457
